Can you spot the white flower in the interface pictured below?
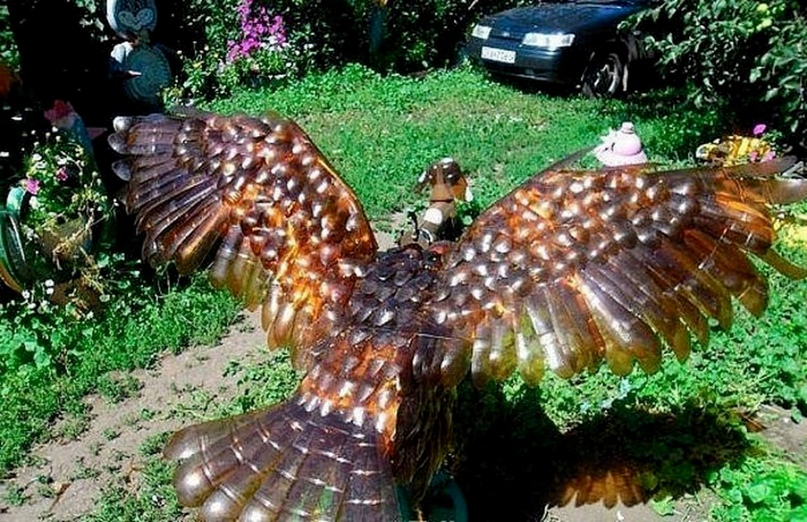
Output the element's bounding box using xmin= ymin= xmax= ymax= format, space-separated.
xmin=29 ymin=197 xmax=40 ymax=210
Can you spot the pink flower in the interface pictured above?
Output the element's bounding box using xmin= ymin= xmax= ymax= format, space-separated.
xmin=226 ymin=0 xmax=287 ymax=63
xmin=55 ymin=167 xmax=69 ymax=181
xmin=44 ymin=100 xmax=77 ymax=130
xmin=25 ymin=177 xmax=40 ymax=195
xmin=44 ymin=100 xmax=74 ymax=123
xmin=752 ymin=123 xmax=767 ymax=136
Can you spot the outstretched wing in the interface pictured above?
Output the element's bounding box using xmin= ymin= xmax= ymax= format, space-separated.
xmin=424 ymin=157 xmax=807 ymax=385
xmin=109 ymin=111 xmax=377 ymax=367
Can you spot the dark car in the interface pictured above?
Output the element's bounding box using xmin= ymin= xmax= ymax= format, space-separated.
xmin=464 ymin=0 xmax=654 ymax=96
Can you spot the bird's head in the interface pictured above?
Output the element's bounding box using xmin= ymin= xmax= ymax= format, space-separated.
xmin=416 ymin=158 xmax=473 ymax=204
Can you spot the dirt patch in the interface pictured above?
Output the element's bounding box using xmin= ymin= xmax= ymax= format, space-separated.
xmin=755 ymin=404 xmax=807 ymax=468
xmin=0 ymin=311 xmax=266 ymax=522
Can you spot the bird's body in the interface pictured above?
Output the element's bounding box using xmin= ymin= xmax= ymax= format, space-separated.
xmin=109 ymin=109 xmax=807 ymax=521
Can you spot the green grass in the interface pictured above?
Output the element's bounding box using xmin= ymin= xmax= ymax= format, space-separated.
xmin=0 ymin=273 xmax=241 ymax=476
xmin=2 ymin=64 xmax=806 ymax=520
xmin=204 ymin=64 xmax=727 ymax=221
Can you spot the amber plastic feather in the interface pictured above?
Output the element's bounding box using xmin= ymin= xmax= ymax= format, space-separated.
xmin=110 ymin=110 xmax=807 ymax=521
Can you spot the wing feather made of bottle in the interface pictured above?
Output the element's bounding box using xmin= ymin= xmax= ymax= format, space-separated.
xmin=109 ymin=111 xmax=378 ymax=369
xmin=421 ymin=158 xmax=807 ymax=386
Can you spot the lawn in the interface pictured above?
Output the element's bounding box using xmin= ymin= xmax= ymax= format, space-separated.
xmin=1 ymin=64 xmax=806 ymax=521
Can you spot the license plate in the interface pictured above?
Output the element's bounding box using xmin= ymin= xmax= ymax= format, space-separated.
xmin=481 ymin=46 xmax=516 ymax=64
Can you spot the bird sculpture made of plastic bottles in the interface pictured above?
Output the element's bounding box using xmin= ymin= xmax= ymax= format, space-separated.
xmin=109 ymin=109 xmax=807 ymax=521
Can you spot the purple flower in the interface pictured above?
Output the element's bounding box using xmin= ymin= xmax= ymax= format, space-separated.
xmin=25 ymin=177 xmax=40 ymax=195
xmin=226 ymin=0 xmax=287 ymax=63
xmin=753 ymin=123 xmax=767 ymax=136
xmin=55 ymin=166 xmax=69 ymax=181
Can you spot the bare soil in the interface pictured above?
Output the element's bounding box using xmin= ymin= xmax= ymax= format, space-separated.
xmin=0 ymin=312 xmax=266 ymax=522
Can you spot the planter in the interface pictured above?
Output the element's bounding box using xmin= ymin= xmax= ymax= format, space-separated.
xmin=0 ymin=185 xmax=113 ymax=310
xmin=0 ymin=188 xmax=30 ymax=292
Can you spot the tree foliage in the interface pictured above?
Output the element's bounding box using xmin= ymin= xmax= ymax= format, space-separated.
xmin=634 ymin=0 xmax=806 ymax=146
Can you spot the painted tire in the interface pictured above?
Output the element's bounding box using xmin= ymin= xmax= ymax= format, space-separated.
xmin=106 ymin=0 xmax=157 ymax=37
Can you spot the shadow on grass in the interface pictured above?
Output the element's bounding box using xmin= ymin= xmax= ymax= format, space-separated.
xmin=447 ymin=383 xmax=754 ymax=521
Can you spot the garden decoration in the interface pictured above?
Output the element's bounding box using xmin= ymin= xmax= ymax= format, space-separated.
xmin=110 ymin=110 xmax=807 ymax=521
xmin=0 ymin=113 xmax=114 ymax=310
xmin=107 ymin=0 xmax=172 ymax=110
xmin=696 ymin=124 xmax=775 ymax=167
xmin=0 ymin=190 xmax=29 ymax=293
xmin=43 ymin=100 xmax=105 ymax=154
xmin=594 ymin=121 xmax=648 ymax=167
xmin=398 ymin=157 xmax=473 ymax=248
xmin=106 ymin=0 xmax=157 ymax=38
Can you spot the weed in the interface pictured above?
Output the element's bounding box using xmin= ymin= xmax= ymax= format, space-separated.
xmin=139 ymin=433 xmax=171 ymax=458
xmin=0 ymin=272 xmax=240 ymax=476
xmin=2 ymin=485 xmax=28 ymax=507
xmin=35 ymin=475 xmax=55 ymax=499
xmin=97 ymin=374 xmax=142 ymax=404
xmin=101 ymin=428 xmax=120 ymax=441
xmin=54 ymin=413 xmax=90 ymax=442
xmin=81 ymin=458 xmax=184 ymax=522
xmin=71 ymin=458 xmax=101 ymax=480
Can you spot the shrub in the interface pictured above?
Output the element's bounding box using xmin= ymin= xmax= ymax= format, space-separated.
xmin=161 ymin=0 xmax=530 ymax=100
xmin=162 ymin=0 xmax=360 ymax=101
xmin=371 ymin=0 xmax=523 ymax=72
xmin=0 ymin=4 xmax=19 ymax=68
xmin=633 ymin=0 xmax=807 ymax=147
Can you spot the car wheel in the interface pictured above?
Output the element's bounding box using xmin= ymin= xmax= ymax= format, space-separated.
xmin=581 ymin=51 xmax=624 ymax=98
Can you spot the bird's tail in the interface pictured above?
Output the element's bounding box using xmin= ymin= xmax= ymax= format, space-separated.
xmin=164 ymin=395 xmax=402 ymax=521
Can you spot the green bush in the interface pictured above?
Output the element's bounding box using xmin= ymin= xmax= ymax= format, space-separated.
xmin=634 ymin=0 xmax=807 ymax=147
xmin=162 ymin=0 xmax=363 ymax=101
xmin=369 ymin=0 xmax=523 ymax=72
xmin=0 ymin=4 xmax=19 ymax=67
xmin=161 ymin=0 xmax=529 ymax=100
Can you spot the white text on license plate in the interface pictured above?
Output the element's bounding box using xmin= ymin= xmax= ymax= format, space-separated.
xmin=481 ymin=46 xmax=516 ymax=64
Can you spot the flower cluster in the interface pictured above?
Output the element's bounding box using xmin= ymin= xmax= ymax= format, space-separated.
xmin=22 ymin=131 xmax=108 ymax=237
xmin=226 ymin=0 xmax=287 ymax=64
xmin=2 ymin=116 xmax=117 ymax=312
xmin=748 ymin=123 xmax=776 ymax=162
xmin=695 ymin=123 xmax=777 ymax=166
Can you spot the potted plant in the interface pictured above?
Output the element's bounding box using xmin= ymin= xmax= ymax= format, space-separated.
xmin=0 ymin=105 xmax=114 ymax=309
